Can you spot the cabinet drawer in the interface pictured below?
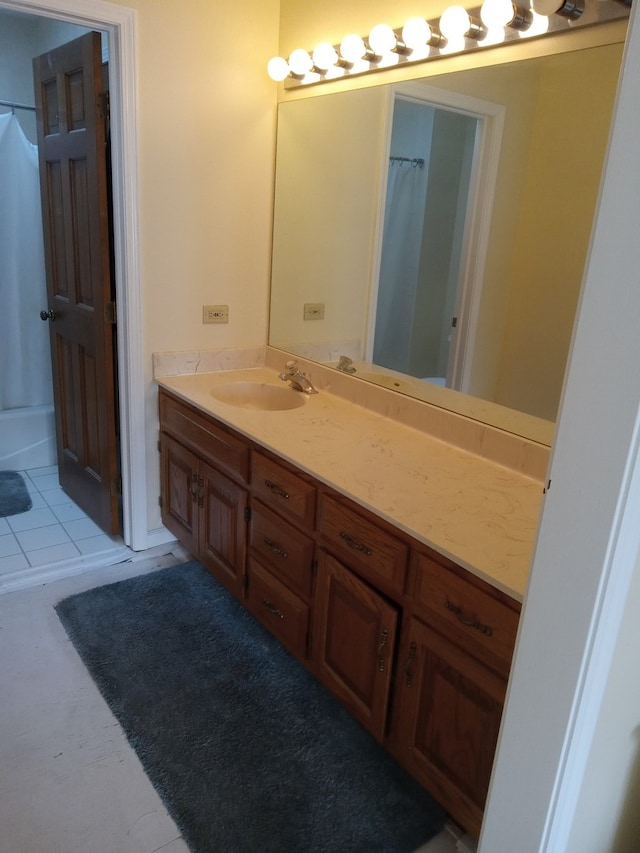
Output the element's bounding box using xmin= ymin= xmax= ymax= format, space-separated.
xmin=160 ymin=391 xmax=249 ymax=482
xmin=249 ymin=501 xmax=314 ymax=600
xmin=247 ymin=559 xmax=310 ymax=660
xmin=319 ymin=495 xmax=408 ymax=597
xmin=412 ymin=551 xmax=520 ymax=676
xmin=252 ymin=451 xmax=316 ymax=528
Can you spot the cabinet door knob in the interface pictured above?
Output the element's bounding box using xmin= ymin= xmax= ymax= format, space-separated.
xmin=40 ymin=309 xmax=56 ymax=321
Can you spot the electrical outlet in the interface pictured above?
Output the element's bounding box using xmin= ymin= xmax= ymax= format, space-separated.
xmin=304 ymin=302 xmax=325 ymax=321
xmin=203 ymin=304 xmax=229 ymax=324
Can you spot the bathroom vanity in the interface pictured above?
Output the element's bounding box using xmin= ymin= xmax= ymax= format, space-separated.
xmin=157 ymin=367 xmax=543 ymax=837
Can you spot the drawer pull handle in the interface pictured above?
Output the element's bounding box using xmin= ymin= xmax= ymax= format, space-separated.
xmin=339 ymin=530 xmax=372 ymax=556
xmin=261 ymin=598 xmax=284 ymax=620
xmin=265 ymin=479 xmax=289 ymax=500
xmin=264 ymin=537 xmax=288 ymax=559
xmin=377 ymin=628 xmax=389 ymax=673
xmin=197 ymin=475 xmax=204 ymax=508
xmin=445 ymin=599 xmax=493 ymax=637
xmin=190 ymin=472 xmax=198 ymax=503
xmin=404 ymin=641 xmax=417 ymax=687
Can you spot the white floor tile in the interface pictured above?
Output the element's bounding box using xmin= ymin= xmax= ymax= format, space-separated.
xmin=27 ymin=541 xmax=81 ymax=567
xmin=25 ymin=464 xmax=58 ymax=478
xmin=42 ymin=487 xmax=74 ymax=507
xmin=15 ymin=524 xmax=71 ymax=552
xmin=51 ymin=501 xmax=88 ymax=523
xmin=27 ymin=472 xmax=60 ymax=491
xmin=0 ymin=551 xmax=30 ymax=575
xmin=26 ymin=492 xmax=48 ymax=510
xmin=6 ymin=507 xmax=59 ymax=533
xmin=0 ymin=517 xmax=10 ymax=535
xmin=62 ymin=516 xmax=104 ymax=541
xmin=0 ymin=533 xmax=21 ymax=558
xmin=75 ymin=533 xmax=122 ymax=556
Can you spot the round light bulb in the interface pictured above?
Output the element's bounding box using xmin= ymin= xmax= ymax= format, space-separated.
xmin=368 ymin=23 xmax=397 ymax=56
xmin=520 ymin=9 xmax=550 ymax=36
xmin=402 ymin=17 xmax=432 ymax=50
xmin=288 ymin=48 xmax=313 ymax=76
xmin=439 ymin=35 xmax=467 ymax=54
xmin=267 ymin=56 xmax=290 ymax=82
xmin=439 ymin=6 xmax=471 ymax=40
xmin=312 ymin=42 xmax=338 ymax=71
xmin=340 ymin=33 xmax=367 ymax=64
xmin=480 ymin=26 xmax=507 ymax=46
xmin=480 ymin=0 xmax=515 ymax=29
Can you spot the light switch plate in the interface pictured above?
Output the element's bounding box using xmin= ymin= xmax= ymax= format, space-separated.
xmin=304 ymin=302 xmax=325 ymax=320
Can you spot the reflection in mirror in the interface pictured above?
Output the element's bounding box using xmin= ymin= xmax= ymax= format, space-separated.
xmin=269 ymin=41 xmax=623 ymax=443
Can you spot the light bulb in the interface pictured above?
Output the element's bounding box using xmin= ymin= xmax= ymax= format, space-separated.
xmin=368 ymin=23 xmax=397 ymax=56
xmin=480 ymin=27 xmax=507 ymax=45
xmin=312 ymin=42 xmax=338 ymax=71
xmin=340 ymin=33 xmax=367 ymax=64
xmin=439 ymin=35 xmax=467 ymax=54
xmin=288 ymin=48 xmax=313 ymax=76
xmin=439 ymin=6 xmax=472 ymax=40
xmin=480 ymin=0 xmax=515 ymax=29
xmin=520 ymin=9 xmax=550 ymax=36
xmin=267 ymin=56 xmax=290 ymax=82
xmin=402 ymin=17 xmax=433 ymax=50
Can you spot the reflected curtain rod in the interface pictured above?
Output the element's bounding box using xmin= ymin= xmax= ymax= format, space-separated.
xmin=389 ymin=155 xmax=424 ymax=168
xmin=0 ymin=99 xmax=36 ymax=112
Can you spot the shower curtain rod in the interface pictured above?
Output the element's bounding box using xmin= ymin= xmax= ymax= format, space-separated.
xmin=389 ymin=155 xmax=424 ymax=168
xmin=0 ymin=99 xmax=36 ymax=112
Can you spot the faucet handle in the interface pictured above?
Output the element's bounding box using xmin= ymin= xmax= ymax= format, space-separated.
xmin=285 ymin=359 xmax=298 ymax=373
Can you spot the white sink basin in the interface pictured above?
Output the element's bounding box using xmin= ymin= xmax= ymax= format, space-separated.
xmin=358 ymin=372 xmax=415 ymax=393
xmin=210 ymin=382 xmax=306 ymax=411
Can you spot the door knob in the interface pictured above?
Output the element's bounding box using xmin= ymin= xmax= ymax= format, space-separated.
xmin=40 ymin=309 xmax=56 ymax=321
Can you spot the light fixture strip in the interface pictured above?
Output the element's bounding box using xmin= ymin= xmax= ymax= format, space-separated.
xmin=271 ymin=1 xmax=629 ymax=88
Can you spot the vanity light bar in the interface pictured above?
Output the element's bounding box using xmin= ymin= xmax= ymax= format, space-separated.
xmin=267 ymin=0 xmax=630 ymax=86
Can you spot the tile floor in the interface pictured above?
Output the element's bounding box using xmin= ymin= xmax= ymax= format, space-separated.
xmin=0 ymin=466 xmax=129 ymax=591
xmin=0 ymin=506 xmax=464 ymax=853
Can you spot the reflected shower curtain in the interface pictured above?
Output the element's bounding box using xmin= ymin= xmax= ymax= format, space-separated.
xmin=0 ymin=113 xmax=52 ymax=411
xmin=373 ymin=162 xmax=426 ymax=374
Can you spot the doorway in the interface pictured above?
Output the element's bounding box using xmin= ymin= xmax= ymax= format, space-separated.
xmin=0 ymin=0 xmax=146 ymax=552
xmin=367 ymin=81 xmax=505 ymax=393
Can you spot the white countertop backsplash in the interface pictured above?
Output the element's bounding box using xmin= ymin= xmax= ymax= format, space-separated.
xmin=156 ymin=363 xmax=545 ymax=601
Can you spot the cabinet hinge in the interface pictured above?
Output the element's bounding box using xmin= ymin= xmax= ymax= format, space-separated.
xmin=97 ymin=90 xmax=110 ymax=121
xmin=451 ymin=316 xmax=458 ymax=328
xmin=111 ymin=476 xmax=122 ymax=497
xmin=311 ymin=559 xmax=318 ymax=577
xmin=104 ymin=301 xmax=116 ymax=325
xmin=244 ymin=506 xmax=251 ymax=522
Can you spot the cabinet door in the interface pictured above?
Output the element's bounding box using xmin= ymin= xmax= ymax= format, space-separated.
xmin=313 ymin=551 xmax=398 ymax=741
xmin=394 ymin=617 xmax=507 ymax=837
xmin=160 ymin=434 xmax=199 ymax=554
xmin=199 ymin=461 xmax=248 ymax=600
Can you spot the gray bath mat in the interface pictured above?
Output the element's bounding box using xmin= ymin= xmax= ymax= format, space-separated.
xmin=0 ymin=471 xmax=33 ymax=517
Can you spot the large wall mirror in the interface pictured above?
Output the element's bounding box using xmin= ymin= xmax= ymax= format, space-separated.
xmin=268 ymin=36 xmax=624 ymax=445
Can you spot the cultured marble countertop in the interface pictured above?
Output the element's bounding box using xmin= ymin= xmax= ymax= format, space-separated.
xmin=157 ymin=368 xmax=545 ymax=602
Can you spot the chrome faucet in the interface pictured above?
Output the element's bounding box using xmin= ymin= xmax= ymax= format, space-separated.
xmin=336 ymin=355 xmax=356 ymax=374
xmin=279 ymin=360 xmax=318 ymax=394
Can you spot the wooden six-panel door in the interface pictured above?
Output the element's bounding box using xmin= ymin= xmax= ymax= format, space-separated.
xmin=33 ymin=32 xmax=120 ymax=534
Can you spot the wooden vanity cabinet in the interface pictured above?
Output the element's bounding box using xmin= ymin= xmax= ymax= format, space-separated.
xmin=159 ymin=393 xmax=249 ymax=599
xmin=389 ymin=551 xmax=521 ymax=836
xmin=312 ymin=550 xmax=399 ymax=741
xmin=158 ymin=388 xmax=521 ymax=837
xmin=245 ymin=452 xmax=317 ymax=662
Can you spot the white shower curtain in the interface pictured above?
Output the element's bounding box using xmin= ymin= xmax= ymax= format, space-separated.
xmin=373 ymin=162 xmax=427 ymax=373
xmin=0 ymin=112 xmax=52 ymax=411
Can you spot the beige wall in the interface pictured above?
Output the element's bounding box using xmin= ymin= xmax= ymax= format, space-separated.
xmin=106 ymin=0 xmax=279 ymax=534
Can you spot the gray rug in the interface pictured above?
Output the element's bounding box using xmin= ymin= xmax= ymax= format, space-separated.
xmin=0 ymin=470 xmax=32 ymax=517
xmin=56 ymin=561 xmax=446 ymax=853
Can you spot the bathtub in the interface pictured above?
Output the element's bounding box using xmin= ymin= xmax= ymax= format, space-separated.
xmin=0 ymin=405 xmax=56 ymax=471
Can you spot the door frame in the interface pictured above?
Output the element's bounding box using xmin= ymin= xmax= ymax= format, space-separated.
xmin=2 ymin=0 xmax=147 ymax=550
xmin=366 ymin=81 xmax=504 ymax=391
